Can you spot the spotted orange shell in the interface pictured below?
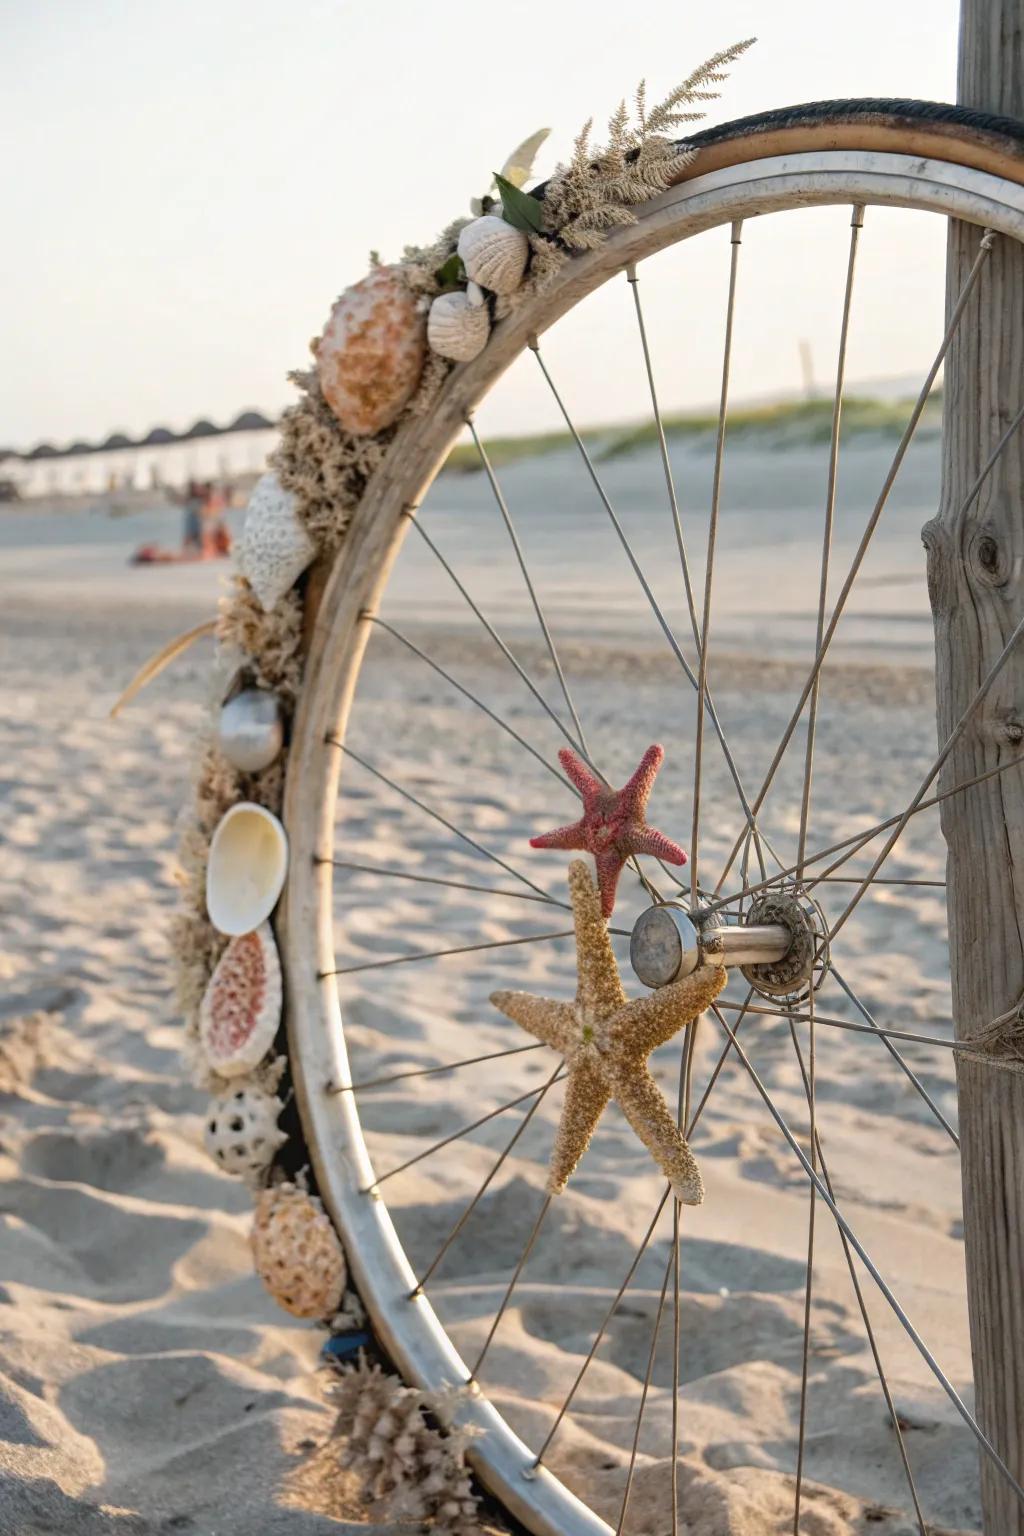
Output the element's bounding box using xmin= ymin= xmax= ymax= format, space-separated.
xmin=316 ymin=265 xmax=427 ymax=436
xmin=250 ymin=1183 xmax=347 ymax=1319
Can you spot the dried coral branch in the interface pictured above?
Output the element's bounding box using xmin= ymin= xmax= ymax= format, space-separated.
xmin=330 ymin=1360 xmax=480 ymax=1535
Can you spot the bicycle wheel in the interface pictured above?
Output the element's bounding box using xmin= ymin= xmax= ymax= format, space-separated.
xmin=276 ymin=101 xmax=1024 ymax=1534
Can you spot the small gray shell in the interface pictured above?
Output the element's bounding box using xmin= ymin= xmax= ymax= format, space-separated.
xmin=427 ymin=288 xmax=491 ymax=362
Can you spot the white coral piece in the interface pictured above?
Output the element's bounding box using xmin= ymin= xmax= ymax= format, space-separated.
xmin=238 ymin=472 xmax=316 ymax=612
xmin=457 ymin=215 xmax=530 ymax=295
xmin=329 ymin=1360 xmax=479 ymax=1535
xmin=204 ymin=1081 xmax=287 ymax=1185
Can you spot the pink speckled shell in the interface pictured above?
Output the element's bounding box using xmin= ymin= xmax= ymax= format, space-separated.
xmin=250 ymin=1184 xmax=347 ymax=1319
xmin=316 ymin=266 xmax=427 ymax=436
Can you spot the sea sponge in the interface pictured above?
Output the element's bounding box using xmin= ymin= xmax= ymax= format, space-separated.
xmin=250 ymin=1183 xmax=347 ymax=1319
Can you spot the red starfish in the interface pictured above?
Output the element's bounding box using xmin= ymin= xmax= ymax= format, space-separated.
xmin=530 ymin=744 xmax=687 ymax=917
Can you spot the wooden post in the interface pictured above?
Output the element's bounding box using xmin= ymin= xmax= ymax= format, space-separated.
xmin=926 ymin=1 xmax=1024 ymax=1525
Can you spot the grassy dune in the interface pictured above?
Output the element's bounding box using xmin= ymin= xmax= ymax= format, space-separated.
xmin=442 ymin=392 xmax=943 ymax=474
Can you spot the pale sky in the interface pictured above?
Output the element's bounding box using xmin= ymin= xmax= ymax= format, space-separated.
xmin=2 ymin=0 xmax=962 ymax=449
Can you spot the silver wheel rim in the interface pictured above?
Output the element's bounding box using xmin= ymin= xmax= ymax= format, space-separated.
xmin=278 ymin=147 xmax=1024 ymax=1536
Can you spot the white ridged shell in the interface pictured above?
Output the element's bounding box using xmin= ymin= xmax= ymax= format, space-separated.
xmin=199 ymin=922 xmax=282 ymax=1076
xmin=238 ymin=472 xmax=316 ymax=612
xmin=427 ymin=289 xmax=490 ymax=362
xmin=251 ymin=1183 xmax=347 ymax=1318
xmin=205 ymin=803 xmax=289 ymax=936
xmin=457 ymin=216 xmax=530 ymax=295
xmin=204 ymin=1081 xmax=287 ymax=1184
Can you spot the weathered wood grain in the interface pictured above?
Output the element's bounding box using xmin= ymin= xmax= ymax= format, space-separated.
xmin=928 ymin=2 xmax=1024 ymax=1525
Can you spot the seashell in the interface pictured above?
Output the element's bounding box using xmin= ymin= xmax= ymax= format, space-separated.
xmin=206 ymin=802 xmax=288 ymax=936
xmin=199 ymin=922 xmax=282 ymax=1075
xmin=457 ymin=216 xmax=530 ymax=296
xmin=217 ymin=686 xmax=284 ymax=773
xmin=316 ymin=265 xmax=427 ymax=436
xmin=427 ymin=284 xmax=491 ymax=363
xmin=238 ymin=472 xmax=316 ymax=612
xmin=204 ymin=1080 xmax=287 ymax=1183
xmin=250 ymin=1182 xmax=347 ymax=1319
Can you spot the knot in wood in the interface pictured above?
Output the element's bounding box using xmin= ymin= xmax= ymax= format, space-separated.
xmin=969 ymin=524 xmax=1011 ymax=588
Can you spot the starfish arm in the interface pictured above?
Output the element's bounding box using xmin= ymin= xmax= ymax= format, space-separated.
xmin=630 ymin=826 xmax=688 ymax=866
xmin=530 ymin=820 xmax=587 ymax=852
xmin=546 ymin=1058 xmax=612 ymax=1194
xmin=612 ymin=1066 xmax=705 ymax=1205
xmin=613 ymin=960 xmax=727 ymax=1056
xmin=619 ymin=743 xmax=665 ymax=819
xmin=568 ymin=859 xmax=626 ymax=1014
xmin=593 ymin=849 xmax=627 ymax=920
xmin=489 ymin=991 xmax=576 ymax=1052
xmin=558 ymin=747 xmax=603 ymax=805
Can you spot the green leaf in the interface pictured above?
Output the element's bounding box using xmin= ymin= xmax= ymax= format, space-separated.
xmin=493 ymin=172 xmax=545 ymax=234
xmin=435 ymin=252 xmax=465 ymax=290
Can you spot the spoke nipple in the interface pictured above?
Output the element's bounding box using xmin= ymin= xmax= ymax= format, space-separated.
xmin=851 ymin=203 xmax=865 ymax=228
xmin=360 ymin=1183 xmax=380 ymax=1199
xmin=625 ymin=262 xmax=638 ymax=283
xmin=465 ymin=1375 xmax=481 ymax=1395
xmin=730 ymin=219 xmax=744 ymax=244
xmin=527 ymin=334 xmax=540 ymax=352
xmin=400 ymin=503 xmax=418 ymax=519
xmin=522 ymin=1459 xmax=542 ymax=1481
xmin=407 ymin=1285 xmax=423 ymax=1300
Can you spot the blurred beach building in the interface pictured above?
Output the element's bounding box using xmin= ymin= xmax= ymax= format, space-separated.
xmin=1 ymin=410 xmax=279 ymax=499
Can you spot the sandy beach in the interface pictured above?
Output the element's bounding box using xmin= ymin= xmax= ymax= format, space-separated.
xmin=0 ymin=433 xmax=987 ymax=1534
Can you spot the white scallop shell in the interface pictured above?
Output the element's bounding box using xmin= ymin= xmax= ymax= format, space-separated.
xmin=199 ymin=922 xmax=282 ymax=1076
xmin=457 ymin=216 xmax=530 ymax=295
xmin=238 ymin=472 xmax=316 ymax=612
xmin=204 ymin=1081 xmax=287 ymax=1183
xmin=427 ymin=287 xmax=491 ymax=362
xmin=205 ymin=803 xmax=288 ymax=936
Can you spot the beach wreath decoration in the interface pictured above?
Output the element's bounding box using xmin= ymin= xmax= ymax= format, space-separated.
xmin=167 ymin=40 xmax=753 ymax=1530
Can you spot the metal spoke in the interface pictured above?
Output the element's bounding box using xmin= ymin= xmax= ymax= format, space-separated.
xmin=827 ymin=608 xmax=1024 ymax=946
xmin=828 ymin=965 xmax=959 ymax=1145
xmin=405 ymin=512 xmax=587 ymax=757
xmin=626 ymin=265 xmax=702 ymax=652
xmin=530 ymin=338 xmax=778 ymax=883
xmin=792 ymin=991 xmax=817 ymax=1529
xmin=467 ymin=416 xmax=589 ymax=753
xmin=714 ymin=229 xmax=998 ymax=897
xmin=813 ymin=876 xmax=945 ymax=889
xmin=707 ymin=749 xmax=1024 ymax=918
xmin=713 ymin=993 xmax=1024 ymax=1070
xmin=671 ymin=1017 xmax=700 ymax=1534
xmin=691 ymin=220 xmax=742 ymax=907
xmin=787 ymin=1022 xmax=928 ymax=1533
xmin=534 ymin=1189 xmax=671 ymax=1465
xmin=470 ymin=1194 xmax=553 ymax=1379
xmin=367 ymin=615 xmax=569 ymax=788
xmin=333 ymin=1042 xmax=545 ymax=1094
xmin=365 ymin=1074 xmax=565 ymax=1191
xmin=709 ymin=1000 xmax=1024 ymax=1507
xmin=795 ymin=206 xmax=864 ymax=878
xmin=324 ymin=858 xmax=563 ymax=906
xmin=414 ymin=1063 xmax=563 ymax=1292
xmin=328 ymin=741 xmax=561 ymax=905
xmin=617 ymin=1245 xmax=674 ymax=1536
xmin=323 ymin=928 xmax=579 ymax=978
xmin=536 ymin=1001 xmax=750 ymax=1466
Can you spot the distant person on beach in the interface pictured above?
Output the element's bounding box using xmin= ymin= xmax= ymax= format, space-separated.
xmin=200 ymin=479 xmax=233 ymax=557
xmin=182 ymin=479 xmax=203 ymax=552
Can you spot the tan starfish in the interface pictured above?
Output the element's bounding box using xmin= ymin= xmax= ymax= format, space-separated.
xmin=490 ymin=859 xmax=726 ymax=1203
